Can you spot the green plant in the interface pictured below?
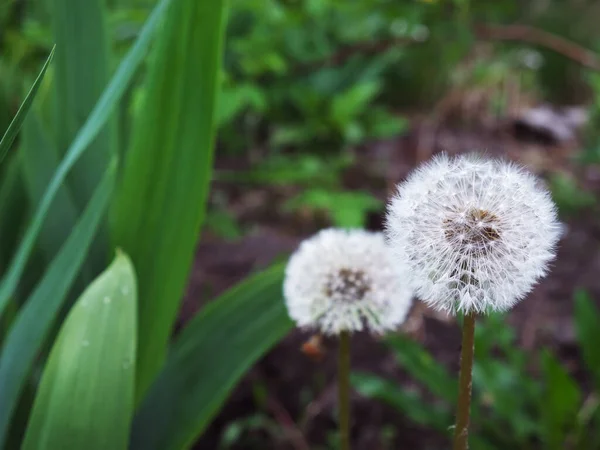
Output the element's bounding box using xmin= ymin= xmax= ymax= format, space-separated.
xmin=218 ymin=0 xmax=416 ymax=153
xmin=0 ymin=1 xmax=293 ymax=449
xmin=353 ymin=295 xmax=600 ymax=449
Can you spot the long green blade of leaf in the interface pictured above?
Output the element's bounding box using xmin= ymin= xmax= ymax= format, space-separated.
xmin=0 ymin=0 xmax=173 ymax=319
xmin=22 ymin=251 xmax=137 ymax=450
xmin=51 ymin=0 xmax=116 ymax=270
xmin=0 ymin=46 xmax=55 ymax=165
xmin=0 ymin=159 xmax=116 ymax=447
xmin=52 ymin=0 xmax=115 ymax=202
xmin=20 ymin=109 xmax=80 ymax=264
xmin=111 ymin=0 xmax=227 ymax=397
xmin=0 ymin=154 xmax=27 ymax=275
xmin=131 ymin=264 xmax=292 ymax=450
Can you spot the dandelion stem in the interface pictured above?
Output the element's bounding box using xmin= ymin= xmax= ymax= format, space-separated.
xmin=338 ymin=330 xmax=351 ymax=450
xmin=453 ymin=312 xmax=476 ymax=450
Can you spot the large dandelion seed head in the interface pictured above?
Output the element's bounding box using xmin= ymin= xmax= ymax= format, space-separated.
xmin=385 ymin=153 xmax=561 ymax=314
xmin=284 ymin=228 xmax=413 ymax=335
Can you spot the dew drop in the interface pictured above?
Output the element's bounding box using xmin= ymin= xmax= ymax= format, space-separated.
xmin=103 ymin=296 xmax=111 ymax=304
xmin=121 ymin=286 xmax=130 ymax=296
xmin=82 ymin=340 xmax=90 ymax=347
xmin=122 ymin=358 xmax=132 ymax=370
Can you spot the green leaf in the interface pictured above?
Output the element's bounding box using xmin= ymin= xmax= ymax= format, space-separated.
xmin=52 ymin=0 xmax=115 ymax=191
xmin=351 ymin=371 xmax=452 ymax=432
xmin=0 ymin=46 xmax=55 ymax=166
xmin=130 ymin=264 xmax=292 ymax=450
xmin=22 ymin=251 xmax=137 ymax=450
xmin=472 ymin=358 xmax=540 ymax=441
xmin=111 ymin=0 xmax=228 ymax=397
xmin=0 ymin=155 xmax=27 ymax=275
xmin=51 ymin=0 xmax=116 ymax=269
xmin=540 ymin=350 xmax=582 ymax=450
xmin=20 ymin=109 xmax=80 ymax=264
xmin=284 ymin=189 xmax=382 ymax=228
xmin=386 ymin=334 xmax=457 ymax=403
xmin=0 ymin=160 xmax=116 ymax=447
xmin=575 ymin=289 xmax=600 ymax=389
xmin=330 ymin=80 xmax=381 ymax=126
xmin=0 ymin=0 xmax=173 ymax=319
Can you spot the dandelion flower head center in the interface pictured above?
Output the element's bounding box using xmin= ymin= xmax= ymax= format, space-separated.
xmin=444 ymin=208 xmax=501 ymax=255
xmin=324 ymin=268 xmax=372 ymax=303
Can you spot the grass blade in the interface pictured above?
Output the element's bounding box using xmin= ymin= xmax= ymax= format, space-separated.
xmin=131 ymin=264 xmax=292 ymax=450
xmin=111 ymin=0 xmax=227 ymax=397
xmin=0 ymin=46 xmax=55 ymax=166
xmin=0 ymin=159 xmax=116 ymax=447
xmin=0 ymin=0 xmax=173 ymax=319
xmin=22 ymin=251 xmax=137 ymax=450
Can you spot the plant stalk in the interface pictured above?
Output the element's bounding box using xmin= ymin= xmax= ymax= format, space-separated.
xmin=338 ymin=330 xmax=351 ymax=450
xmin=453 ymin=312 xmax=476 ymax=450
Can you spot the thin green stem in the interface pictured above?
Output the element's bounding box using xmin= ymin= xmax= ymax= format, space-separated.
xmin=338 ymin=330 xmax=351 ymax=450
xmin=453 ymin=312 xmax=476 ymax=450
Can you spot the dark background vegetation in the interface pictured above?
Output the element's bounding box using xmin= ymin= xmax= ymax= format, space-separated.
xmin=4 ymin=0 xmax=600 ymax=449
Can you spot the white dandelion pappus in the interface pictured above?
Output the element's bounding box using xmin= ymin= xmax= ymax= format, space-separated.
xmin=284 ymin=228 xmax=413 ymax=335
xmin=385 ymin=153 xmax=561 ymax=315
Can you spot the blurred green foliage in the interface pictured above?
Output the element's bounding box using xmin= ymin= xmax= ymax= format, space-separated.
xmin=4 ymin=0 xmax=600 ymax=155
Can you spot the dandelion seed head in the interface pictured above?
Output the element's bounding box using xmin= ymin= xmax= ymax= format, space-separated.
xmin=385 ymin=153 xmax=561 ymax=314
xmin=284 ymin=228 xmax=413 ymax=335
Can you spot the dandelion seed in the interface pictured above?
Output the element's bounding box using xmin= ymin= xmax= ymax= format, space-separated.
xmin=385 ymin=153 xmax=561 ymax=314
xmin=284 ymin=228 xmax=413 ymax=335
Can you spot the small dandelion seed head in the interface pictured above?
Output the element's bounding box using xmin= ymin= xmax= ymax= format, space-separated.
xmin=284 ymin=228 xmax=413 ymax=335
xmin=385 ymin=153 xmax=561 ymax=315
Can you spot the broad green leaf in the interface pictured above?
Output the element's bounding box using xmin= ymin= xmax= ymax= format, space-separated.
xmin=130 ymin=264 xmax=292 ymax=450
xmin=540 ymin=350 xmax=582 ymax=450
xmin=22 ymin=251 xmax=137 ymax=450
xmin=0 ymin=46 xmax=55 ymax=165
xmin=351 ymin=371 xmax=452 ymax=431
xmin=51 ymin=0 xmax=116 ymax=269
xmin=0 ymin=160 xmax=116 ymax=447
xmin=112 ymin=0 xmax=228 ymax=397
xmin=20 ymin=109 xmax=79 ymax=264
xmin=386 ymin=334 xmax=457 ymax=403
xmin=575 ymin=289 xmax=600 ymax=389
xmin=0 ymin=0 xmax=173 ymax=319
